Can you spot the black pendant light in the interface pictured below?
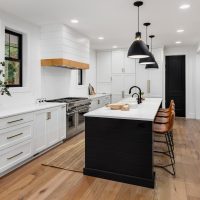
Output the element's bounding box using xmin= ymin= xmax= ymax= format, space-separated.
xmin=127 ymin=1 xmax=150 ymax=59
xmin=139 ymin=23 xmax=156 ymax=65
xmin=146 ymin=35 xmax=159 ymax=69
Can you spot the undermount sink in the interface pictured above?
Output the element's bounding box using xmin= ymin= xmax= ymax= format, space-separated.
xmin=120 ymin=98 xmax=137 ymax=103
xmin=119 ymin=98 xmax=138 ymax=109
xmin=128 ymin=102 xmax=138 ymax=109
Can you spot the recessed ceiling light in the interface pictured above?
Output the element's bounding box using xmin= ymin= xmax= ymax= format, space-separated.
xmin=176 ymin=41 xmax=182 ymax=44
xmin=179 ymin=4 xmax=191 ymax=9
xmin=112 ymin=45 xmax=118 ymax=48
xmin=177 ymin=29 xmax=184 ymax=33
xmin=70 ymin=19 xmax=79 ymax=24
xmin=98 ymin=37 xmax=104 ymax=40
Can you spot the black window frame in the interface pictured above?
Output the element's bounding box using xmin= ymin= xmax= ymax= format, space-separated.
xmin=5 ymin=29 xmax=23 ymax=87
xmin=78 ymin=69 xmax=83 ymax=85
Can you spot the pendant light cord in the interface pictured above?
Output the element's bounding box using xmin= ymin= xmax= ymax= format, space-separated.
xmin=146 ymin=26 xmax=147 ymax=44
xmin=138 ymin=6 xmax=139 ymax=32
xmin=151 ymin=38 xmax=152 ymax=52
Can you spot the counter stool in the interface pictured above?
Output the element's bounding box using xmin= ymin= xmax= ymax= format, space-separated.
xmin=153 ymin=111 xmax=175 ymax=176
xmin=155 ymin=100 xmax=175 ymax=150
xmin=159 ymin=100 xmax=175 ymax=113
xmin=156 ymin=102 xmax=175 ymax=118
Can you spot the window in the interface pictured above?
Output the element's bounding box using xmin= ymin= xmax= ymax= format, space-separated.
xmin=5 ymin=29 xmax=23 ymax=87
xmin=78 ymin=69 xmax=83 ymax=85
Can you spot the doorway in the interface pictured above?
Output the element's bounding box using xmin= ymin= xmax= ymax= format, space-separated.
xmin=165 ymin=55 xmax=186 ymax=117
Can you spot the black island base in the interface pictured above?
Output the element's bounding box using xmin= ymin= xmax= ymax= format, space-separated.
xmin=83 ymin=116 xmax=155 ymax=188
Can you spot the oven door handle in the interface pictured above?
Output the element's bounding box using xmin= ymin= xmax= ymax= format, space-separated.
xmin=66 ymin=111 xmax=76 ymax=116
xmin=78 ymin=107 xmax=89 ymax=112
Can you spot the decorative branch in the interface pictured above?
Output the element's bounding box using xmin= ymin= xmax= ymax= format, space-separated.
xmin=0 ymin=61 xmax=11 ymax=96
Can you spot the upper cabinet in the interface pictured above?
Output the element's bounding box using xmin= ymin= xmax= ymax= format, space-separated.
xmin=112 ymin=50 xmax=136 ymax=74
xmin=40 ymin=24 xmax=90 ymax=69
xmin=97 ymin=51 xmax=112 ymax=83
xmin=112 ymin=51 xmax=124 ymax=73
xmin=96 ymin=49 xmax=136 ymax=102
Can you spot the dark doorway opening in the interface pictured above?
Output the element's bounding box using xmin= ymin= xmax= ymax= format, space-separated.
xmin=165 ymin=55 xmax=186 ymax=117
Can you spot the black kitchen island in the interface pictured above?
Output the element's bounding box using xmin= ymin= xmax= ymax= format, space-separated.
xmin=83 ymin=98 xmax=162 ymax=188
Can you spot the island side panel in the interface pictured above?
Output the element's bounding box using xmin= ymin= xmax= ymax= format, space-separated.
xmin=84 ymin=116 xmax=154 ymax=188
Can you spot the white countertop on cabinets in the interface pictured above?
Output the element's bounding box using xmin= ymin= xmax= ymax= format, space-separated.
xmin=87 ymin=93 xmax=111 ymax=99
xmin=0 ymin=102 xmax=66 ymax=119
xmin=84 ymin=98 xmax=162 ymax=121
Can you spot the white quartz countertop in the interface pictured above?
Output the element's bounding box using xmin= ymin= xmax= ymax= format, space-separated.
xmin=0 ymin=102 xmax=66 ymax=119
xmin=84 ymin=98 xmax=162 ymax=121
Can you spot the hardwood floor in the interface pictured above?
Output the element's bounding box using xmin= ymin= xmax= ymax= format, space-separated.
xmin=0 ymin=118 xmax=200 ymax=200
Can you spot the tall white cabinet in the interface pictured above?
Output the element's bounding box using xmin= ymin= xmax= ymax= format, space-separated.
xmin=96 ymin=51 xmax=112 ymax=94
xmin=97 ymin=49 xmax=136 ymax=103
xmin=96 ymin=48 xmax=164 ymax=102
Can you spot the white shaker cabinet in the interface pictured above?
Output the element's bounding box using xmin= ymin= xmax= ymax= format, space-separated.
xmin=111 ymin=74 xmax=124 ymax=102
xmin=112 ymin=74 xmax=135 ymax=102
xmin=124 ymin=74 xmax=136 ymax=95
xmin=97 ymin=51 xmax=112 ymax=83
xmin=46 ymin=108 xmax=60 ymax=147
xmin=33 ymin=106 xmax=66 ymax=154
xmin=0 ymin=103 xmax=66 ymax=177
xmin=112 ymin=50 xmax=136 ymax=74
xmin=89 ymin=95 xmax=111 ymax=111
xmin=124 ymin=51 xmax=136 ymax=74
xmin=33 ymin=111 xmax=47 ymax=153
xmin=96 ymin=49 xmax=136 ymax=103
xmin=112 ymin=51 xmax=124 ymax=74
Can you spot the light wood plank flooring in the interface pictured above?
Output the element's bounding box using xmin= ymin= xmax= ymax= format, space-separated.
xmin=0 ymin=118 xmax=200 ymax=200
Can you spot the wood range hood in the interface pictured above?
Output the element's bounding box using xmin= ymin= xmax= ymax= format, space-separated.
xmin=41 ymin=58 xmax=89 ymax=70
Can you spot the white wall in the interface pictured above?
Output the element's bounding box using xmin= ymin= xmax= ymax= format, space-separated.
xmin=0 ymin=10 xmax=41 ymax=106
xmin=41 ymin=24 xmax=90 ymax=64
xmin=164 ymin=45 xmax=197 ymax=119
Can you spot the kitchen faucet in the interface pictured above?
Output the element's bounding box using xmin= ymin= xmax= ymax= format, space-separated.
xmin=129 ymin=86 xmax=142 ymax=104
xmin=132 ymin=93 xmax=140 ymax=104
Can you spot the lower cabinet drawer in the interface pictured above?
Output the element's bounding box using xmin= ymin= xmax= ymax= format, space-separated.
xmin=0 ymin=140 xmax=32 ymax=173
xmin=0 ymin=122 xmax=33 ymax=150
xmin=0 ymin=112 xmax=34 ymax=130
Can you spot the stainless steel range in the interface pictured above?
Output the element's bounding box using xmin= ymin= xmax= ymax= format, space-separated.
xmin=46 ymin=97 xmax=91 ymax=139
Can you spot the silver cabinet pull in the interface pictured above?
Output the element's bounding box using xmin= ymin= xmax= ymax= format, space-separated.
xmin=7 ymin=152 xmax=23 ymax=160
xmin=122 ymin=91 xmax=125 ymax=98
xmin=66 ymin=111 xmax=76 ymax=116
xmin=7 ymin=132 xmax=23 ymax=140
xmin=147 ymin=80 xmax=151 ymax=93
xmin=47 ymin=112 xmax=51 ymax=120
xmin=7 ymin=119 xmax=23 ymax=124
xmin=98 ymin=99 xmax=100 ymax=104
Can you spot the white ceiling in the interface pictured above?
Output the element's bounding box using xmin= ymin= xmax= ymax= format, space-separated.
xmin=0 ymin=0 xmax=199 ymax=50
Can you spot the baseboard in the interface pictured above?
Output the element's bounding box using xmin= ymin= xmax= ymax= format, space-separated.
xmin=84 ymin=168 xmax=155 ymax=189
xmin=186 ymin=113 xmax=196 ymax=119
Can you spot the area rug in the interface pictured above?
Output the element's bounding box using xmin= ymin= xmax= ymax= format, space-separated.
xmin=42 ymin=136 xmax=85 ymax=173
